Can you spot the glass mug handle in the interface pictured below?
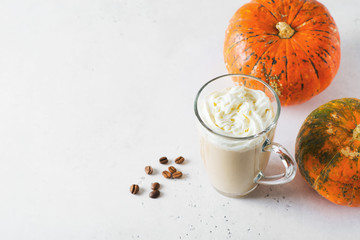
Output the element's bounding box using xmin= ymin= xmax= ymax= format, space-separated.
xmin=254 ymin=139 xmax=297 ymax=185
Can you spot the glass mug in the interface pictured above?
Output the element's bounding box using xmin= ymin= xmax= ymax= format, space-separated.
xmin=194 ymin=74 xmax=297 ymax=197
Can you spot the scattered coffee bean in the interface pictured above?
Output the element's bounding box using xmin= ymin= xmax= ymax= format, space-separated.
xmin=149 ymin=190 xmax=160 ymax=198
xmin=151 ymin=182 xmax=160 ymax=190
xmin=162 ymin=170 xmax=172 ymax=178
xmin=130 ymin=184 xmax=139 ymax=194
xmin=175 ymin=156 xmax=185 ymax=164
xmin=168 ymin=166 xmax=177 ymax=174
xmin=159 ymin=156 xmax=168 ymax=164
xmin=173 ymin=171 xmax=183 ymax=179
xmin=145 ymin=166 xmax=153 ymax=175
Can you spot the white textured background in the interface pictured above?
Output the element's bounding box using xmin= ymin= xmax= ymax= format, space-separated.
xmin=0 ymin=0 xmax=360 ymax=239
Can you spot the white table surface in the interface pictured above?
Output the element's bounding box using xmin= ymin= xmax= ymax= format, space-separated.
xmin=1 ymin=0 xmax=360 ymax=239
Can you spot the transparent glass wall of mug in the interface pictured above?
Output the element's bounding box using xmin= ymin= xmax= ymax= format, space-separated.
xmin=194 ymin=74 xmax=296 ymax=197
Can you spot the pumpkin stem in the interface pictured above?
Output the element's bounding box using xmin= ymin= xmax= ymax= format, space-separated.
xmin=276 ymin=22 xmax=295 ymax=39
xmin=354 ymin=124 xmax=360 ymax=141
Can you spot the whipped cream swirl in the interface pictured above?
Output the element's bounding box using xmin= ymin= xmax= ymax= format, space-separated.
xmin=201 ymin=85 xmax=274 ymax=137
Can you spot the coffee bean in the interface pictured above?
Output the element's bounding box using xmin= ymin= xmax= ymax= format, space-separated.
xmin=173 ymin=171 xmax=183 ymax=179
xmin=159 ymin=156 xmax=168 ymax=164
xmin=145 ymin=166 xmax=153 ymax=175
xmin=175 ymin=156 xmax=185 ymax=164
xmin=149 ymin=190 xmax=160 ymax=198
xmin=151 ymin=182 xmax=160 ymax=190
xmin=130 ymin=184 xmax=139 ymax=194
xmin=168 ymin=166 xmax=176 ymax=174
xmin=162 ymin=170 xmax=172 ymax=179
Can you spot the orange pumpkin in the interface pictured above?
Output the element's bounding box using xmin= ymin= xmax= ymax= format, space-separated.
xmin=295 ymin=98 xmax=360 ymax=207
xmin=224 ymin=0 xmax=341 ymax=106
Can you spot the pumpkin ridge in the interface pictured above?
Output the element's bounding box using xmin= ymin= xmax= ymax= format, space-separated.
xmin=308 ymin=29 xmax=332 ymax=34
xmin=263 ymin=40 xmax=283 ymax=77
xmin=284 ymin=40 xmax=289 ymax=103
xmin=328 ymin=99 xmax=357 ymax=131
xmin=294 ymin=31 xmax=340 ymax=57
xmin=293 ymin=12 xmax=329 ymax=30
xmin=226 ymin=34 xmax=273 ymax=67
xmin=249 ymin=40 xmax=280 ymax=75
xmin=327 ymin=99 xmax=356 ymax=132
xmin=290 ymin=38 xmax=321 ymax=92
xmin=225 ymin=44 xmax=244 ymax=68
xmin=342 ymin=99 xmax=358 ymax=127
xmin=255 ymin=1 xmax=278 ymax=21
xmin=313 ymin=151 xmax=341 ymax=189
xmin=228 ymin=19 xmax=278 ymax=30
xmin=289 ymin=0 xmax=307 ymax=25
xmin=349 ymin=155 xmax=359 ymax=206
xmin=286 ymin=40 xmax=305 ymax=104
xmin=319 ymin=46 xmax=337 ymax=68
xmin=300 ymin=30 xmax=341 ymax=45
xmin=334 ymin=125 xmax=356 ymax=135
